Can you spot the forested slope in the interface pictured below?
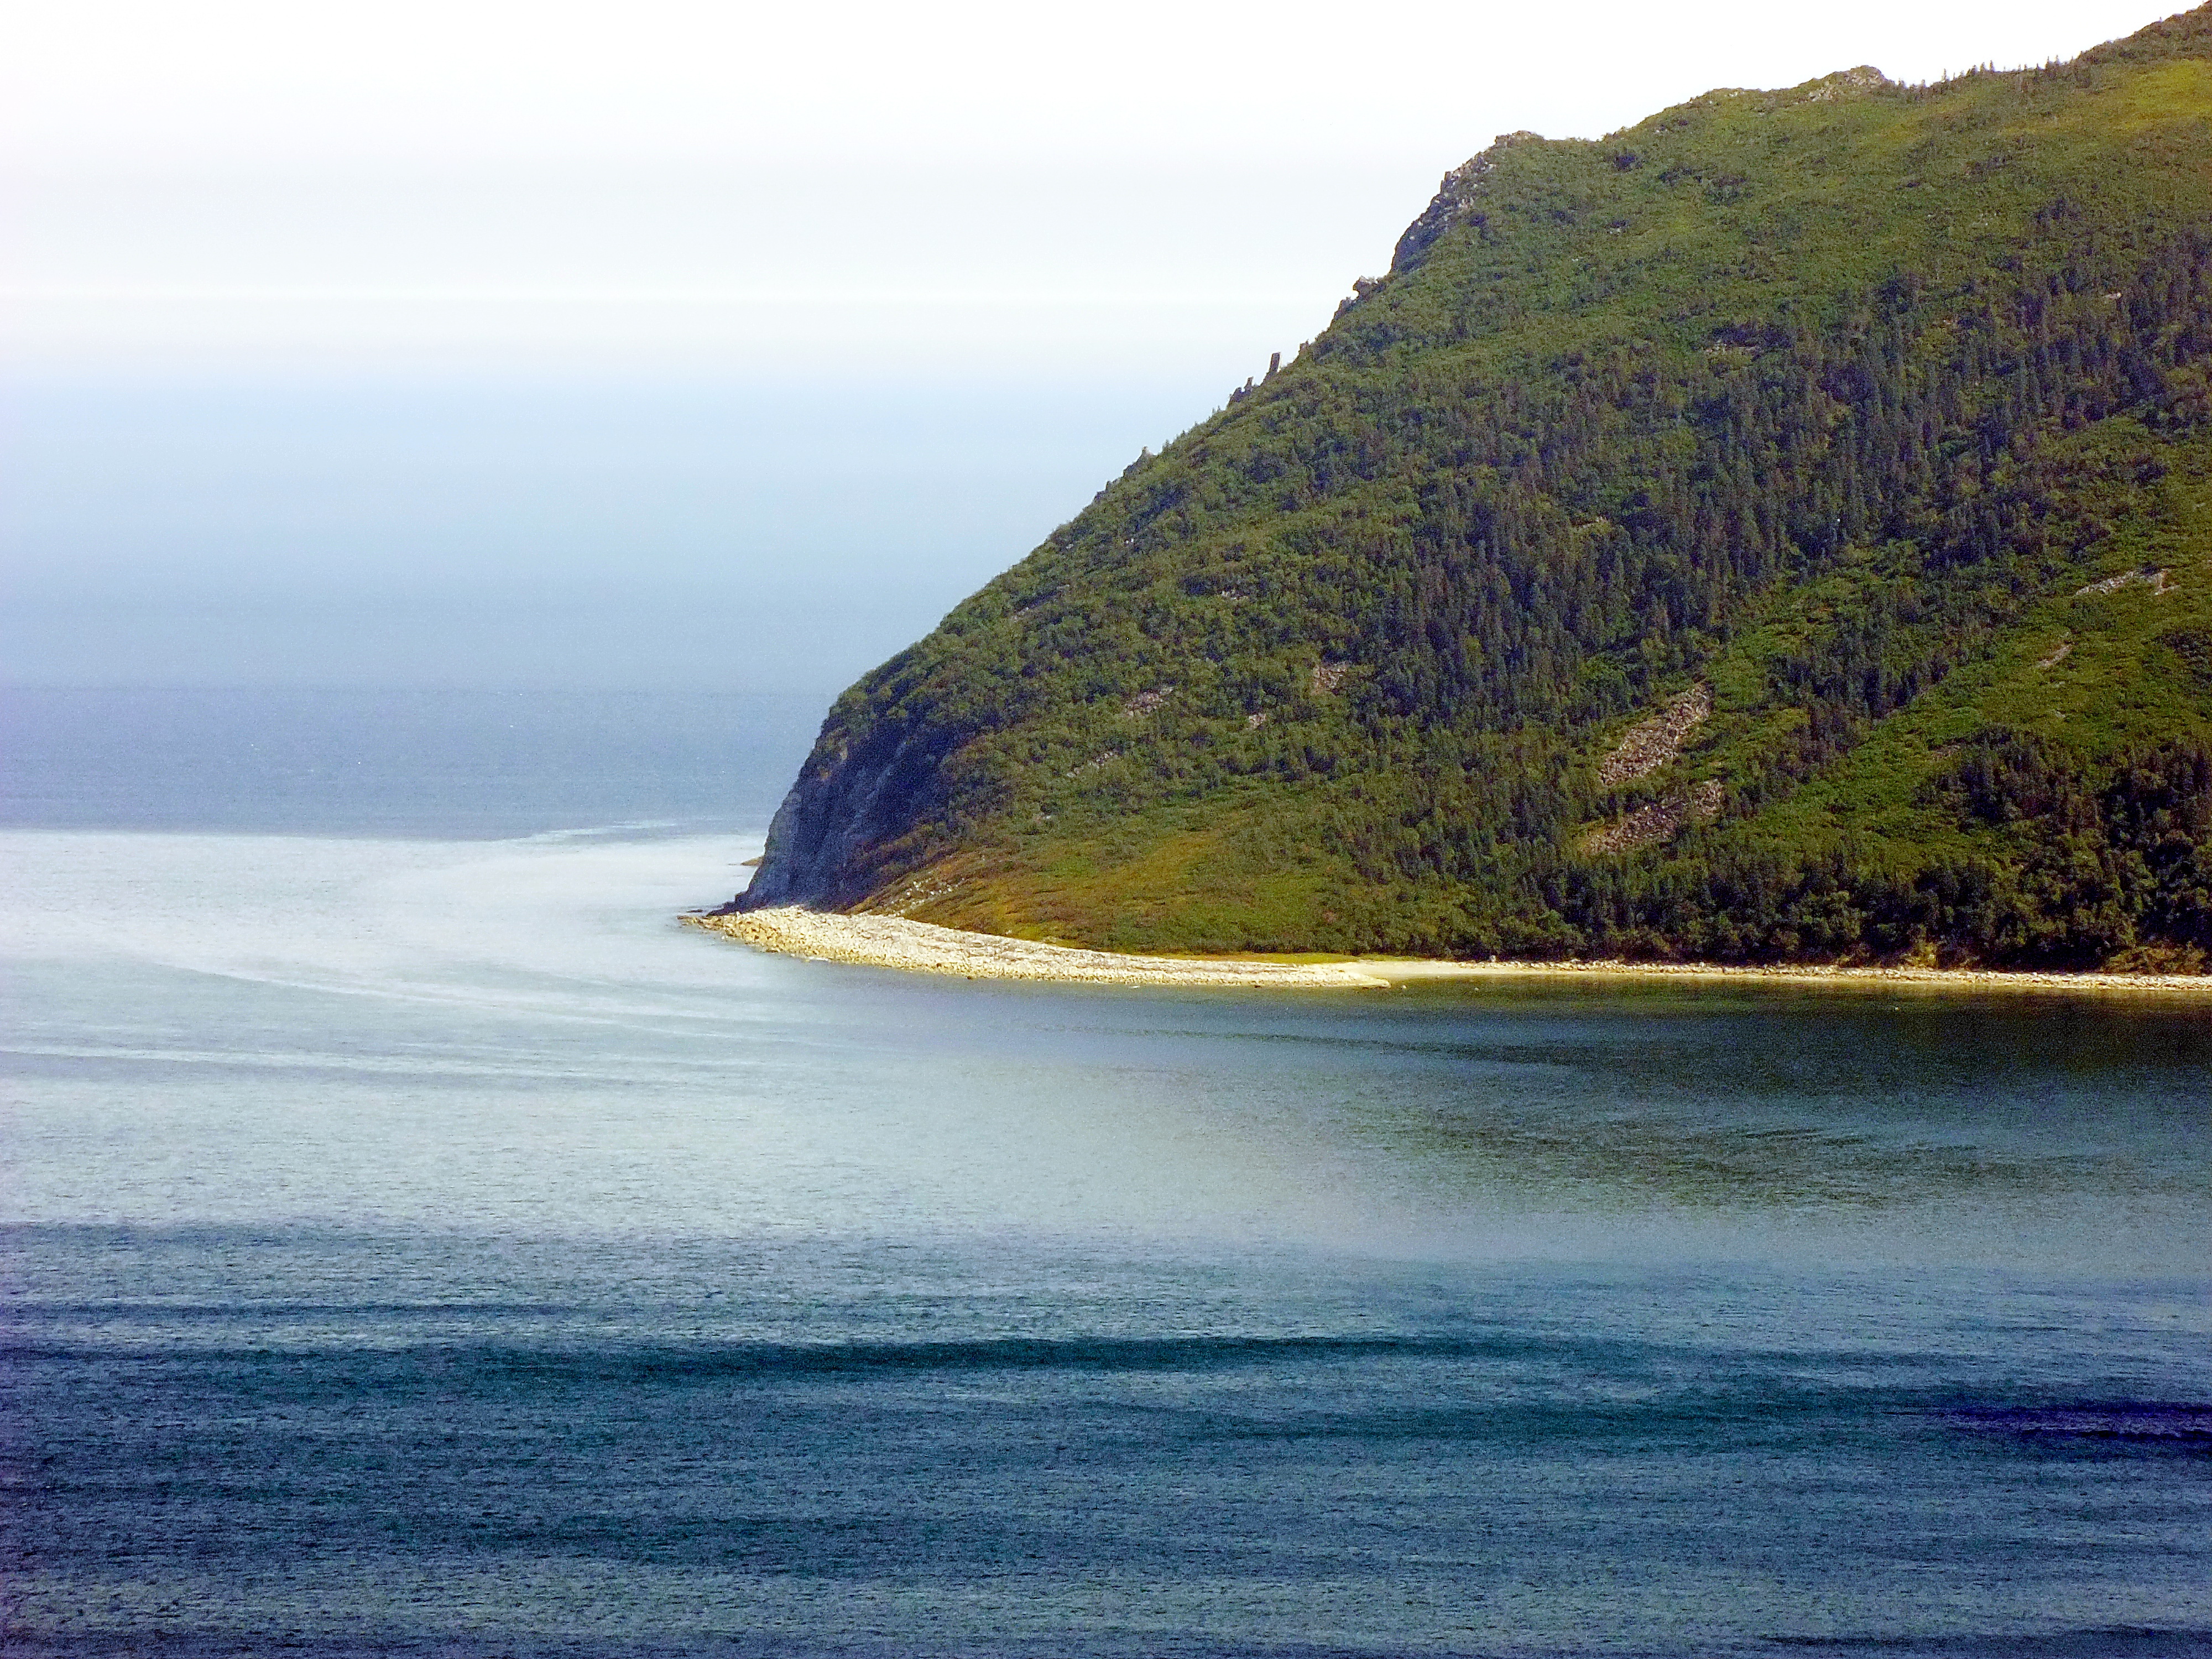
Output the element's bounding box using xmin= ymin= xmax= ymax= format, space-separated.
xmin=734 ymin=6 xmax=2212 ymax=971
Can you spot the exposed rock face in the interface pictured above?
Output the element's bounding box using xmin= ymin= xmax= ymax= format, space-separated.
xmin=1389 ymin=132 xmax=1541 ymax=275
xmin=1803 ymin=65 xmax=1891 ymax=102
xmin=1332 ymin=275 xmax=1386 ymax=320
xmin=731 ymin=717 xmax=954 ymax=911
xmin=731 ymin=767 xmax=866 ymax=910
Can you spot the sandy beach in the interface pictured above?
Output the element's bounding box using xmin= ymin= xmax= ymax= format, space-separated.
xmin=685 ymin=906 xmax=2212 ymax=997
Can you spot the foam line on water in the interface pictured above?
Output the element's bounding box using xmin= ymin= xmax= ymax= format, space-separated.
xmin=0 ymin=826 xmax=775 ymax=1023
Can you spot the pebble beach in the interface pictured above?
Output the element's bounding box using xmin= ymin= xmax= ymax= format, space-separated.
xmin=686 ymin=906 xmax=2212 ymax=996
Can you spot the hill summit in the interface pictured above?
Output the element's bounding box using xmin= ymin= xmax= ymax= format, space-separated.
xmin=734 ymin=7 xmax=2212 ymax=973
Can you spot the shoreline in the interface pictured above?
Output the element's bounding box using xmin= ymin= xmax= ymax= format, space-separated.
xmin=684 ymin=906 xmax=2212 ymax=998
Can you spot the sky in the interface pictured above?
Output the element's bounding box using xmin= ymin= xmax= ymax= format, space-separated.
xmin=1 ymin=0 xmax=2182 ymax=691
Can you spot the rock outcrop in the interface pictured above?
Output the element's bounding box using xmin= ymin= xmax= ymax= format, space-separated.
xmin=1389 ymin=132 xmax=1542 ymax=276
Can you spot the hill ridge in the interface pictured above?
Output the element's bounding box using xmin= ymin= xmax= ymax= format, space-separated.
xmin=733 ymin=6 xmax=2212 ymax=973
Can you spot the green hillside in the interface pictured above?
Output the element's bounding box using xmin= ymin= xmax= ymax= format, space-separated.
xmin=735 ymin=7 xmax=2212 ymax=973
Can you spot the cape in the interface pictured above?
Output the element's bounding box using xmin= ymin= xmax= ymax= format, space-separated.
xmin=735 ymin=7 xmax=2212 ymax=974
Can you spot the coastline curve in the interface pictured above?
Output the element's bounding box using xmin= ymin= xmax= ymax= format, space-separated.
xmin=685 ymin=908 xmax=2212 ymax=997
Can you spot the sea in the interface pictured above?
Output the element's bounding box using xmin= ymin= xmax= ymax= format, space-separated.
xmin=3 ymin=687 xmax=2208 ymax=1659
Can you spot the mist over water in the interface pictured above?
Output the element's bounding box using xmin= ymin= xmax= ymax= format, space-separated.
xmin=7 ymin=825 xmax=2208 ymax=1266
xmin=3 ymin=692 xmax=2208 ymax=1657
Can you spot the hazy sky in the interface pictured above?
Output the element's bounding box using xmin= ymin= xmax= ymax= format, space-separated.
xmin=2 ymin=0 xmax=2181 ymax=689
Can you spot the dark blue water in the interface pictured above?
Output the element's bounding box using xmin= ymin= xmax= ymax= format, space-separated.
xmin=3 ymin=691 xmax=2208 ymax=1657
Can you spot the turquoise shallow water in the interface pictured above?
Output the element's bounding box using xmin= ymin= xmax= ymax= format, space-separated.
xmin=2 ymin=693 xmax=2208 ymax=1657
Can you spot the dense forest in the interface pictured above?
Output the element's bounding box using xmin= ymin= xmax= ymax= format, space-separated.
xmin=737 ymin=6 xmax=2212 ymax=972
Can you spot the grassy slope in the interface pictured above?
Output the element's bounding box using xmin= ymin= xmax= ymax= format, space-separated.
xmin=763 ymin=9 xmax=2212 ymax=965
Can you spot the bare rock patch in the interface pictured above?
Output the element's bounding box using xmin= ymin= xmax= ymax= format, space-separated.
xmin=2076 ymin=566 xmax=2170 ymax=598
xmin=1582 ymin=780 xmax=1725 ymax=857
xmin=1597 ymin=684 xmax=1712 ymax=787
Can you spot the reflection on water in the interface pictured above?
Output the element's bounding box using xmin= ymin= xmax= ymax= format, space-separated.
xmin=3 ymin=828 xmax=2208 ymax=1657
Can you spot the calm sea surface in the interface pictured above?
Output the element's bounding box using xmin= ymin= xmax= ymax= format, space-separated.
xmin=3 ymin=690 xmax=2208 ymax=1658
